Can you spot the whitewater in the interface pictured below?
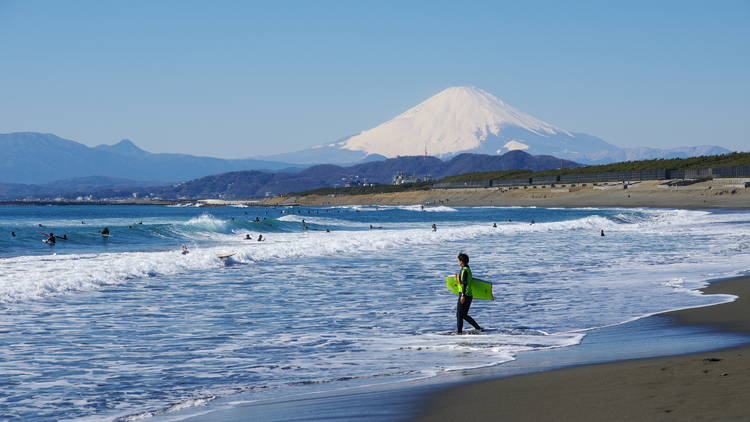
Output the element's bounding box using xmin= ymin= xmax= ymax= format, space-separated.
xmin=1 ymin=204 xmax=749 ymax=421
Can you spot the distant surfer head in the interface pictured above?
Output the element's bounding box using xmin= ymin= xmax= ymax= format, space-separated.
xmin=457 ymin=253 xmax=469 ymax=266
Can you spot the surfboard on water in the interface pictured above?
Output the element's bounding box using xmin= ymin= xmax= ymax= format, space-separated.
xmin=445 ymin=275 xmax=495 ymax=300
xmin=216 ymin=253 xmax=236 ymax=259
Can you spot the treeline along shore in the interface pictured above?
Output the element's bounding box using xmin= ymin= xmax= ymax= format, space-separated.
xmin=262 ymin=154 xmax=750 ymax=209
xmin=4 ymin=153 xmax=749 ymax=208
xmin=434 ymin=165 xmax=750 ymax=189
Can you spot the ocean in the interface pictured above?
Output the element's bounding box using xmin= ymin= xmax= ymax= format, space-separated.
xmin=1 ymin=204 xmax=749 ymax=421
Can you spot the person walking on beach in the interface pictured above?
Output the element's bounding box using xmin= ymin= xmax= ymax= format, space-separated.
xmin=455 ymin=253 xmax=482 ymax=334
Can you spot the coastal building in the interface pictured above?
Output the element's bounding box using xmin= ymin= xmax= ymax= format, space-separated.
xmin=392 ymin=172 xmax=431 ymax=185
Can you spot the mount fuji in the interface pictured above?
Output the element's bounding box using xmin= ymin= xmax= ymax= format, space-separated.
xmin=265 ymin=86 xmax=730 ymax=165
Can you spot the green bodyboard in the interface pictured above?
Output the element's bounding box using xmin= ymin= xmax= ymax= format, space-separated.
xmin=445 ymin=275 xmax=494 ymax=300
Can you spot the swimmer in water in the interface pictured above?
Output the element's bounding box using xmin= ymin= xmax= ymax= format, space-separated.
xmin=45 ymin=232 xmax=56 ymax=245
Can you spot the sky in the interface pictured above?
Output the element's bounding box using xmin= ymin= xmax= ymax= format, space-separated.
xmin=1 ymin=0 xmax=748 ymax=158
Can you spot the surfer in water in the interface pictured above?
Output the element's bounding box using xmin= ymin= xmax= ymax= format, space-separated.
xmin=44 ymin=232 xmax=56 ymax=245
xmin=245 ymin=234 xmax=252 ymax=240
xmin=432 ymin=223 xmax=437 ymax=232
xmin=257 ymin=234 xmax=264 ymax=241
xmin=455 ymin=253 xmax=482 ymax=334
xmin=101 ymin=227 xmax=110 ymax=236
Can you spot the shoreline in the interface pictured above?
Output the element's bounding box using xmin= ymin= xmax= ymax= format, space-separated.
xmin=168 ymin=276 xmax=750 ymax=422
xmin=263 ymin=179 xmax=750 ymax=209
xmin=3 ymin=178 xmax=749 ymax=209
xmin=410 ymin=276 xmax=750 ymax=421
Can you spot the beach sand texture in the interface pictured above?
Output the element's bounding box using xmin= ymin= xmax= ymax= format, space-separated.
xmin=410 ymin=277 xmax=750 ymax=421
xmin=264 ymin=180 xmax=750 ymax=209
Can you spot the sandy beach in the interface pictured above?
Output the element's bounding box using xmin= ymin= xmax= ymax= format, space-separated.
xmin=410 ymin=276 xmax=750 ymax=422
xmin=262 ymin=179 xmax=750 ymax=209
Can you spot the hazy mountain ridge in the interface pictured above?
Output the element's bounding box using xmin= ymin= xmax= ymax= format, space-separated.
xmin=0 ymin=132 xmax=300 ymax=184
xmin=83 ymin=151 xmax=581 ymax=200
xmin=0 ymin=150 xmax=581 ymax=200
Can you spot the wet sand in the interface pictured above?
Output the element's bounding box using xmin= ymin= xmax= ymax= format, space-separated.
xmin=410 ymin=277 xmax=750 ymax=422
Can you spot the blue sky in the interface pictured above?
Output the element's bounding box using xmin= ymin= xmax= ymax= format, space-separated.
xmin=1 ymin=0 xmax=748 ymax=158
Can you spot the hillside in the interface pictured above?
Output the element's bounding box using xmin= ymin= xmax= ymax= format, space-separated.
xmin=440 ymin=152 xmax=750 ymax=183
xmin=2 ymin=151 xmax=579 ymax=200
xmin=136 ymin=151 xmax=579 ymax=199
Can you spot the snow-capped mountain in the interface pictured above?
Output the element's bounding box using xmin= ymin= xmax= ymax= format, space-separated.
xmin=264 ymin=86 xmax=731 ymax=165
xmin=343 ymin=86 xmax=573 ymax=157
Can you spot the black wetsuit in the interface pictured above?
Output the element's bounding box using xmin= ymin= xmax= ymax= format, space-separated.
xmin=456 ymin=266 xmax=481 ymax=333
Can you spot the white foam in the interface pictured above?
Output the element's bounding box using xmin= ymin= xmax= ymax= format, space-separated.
xmin=182 ymin=214 xmax=229 ymax=232
xmin=386 ymin=205 xmax=458 ymax=212
xmin=0 ymin=216 xmax=603 ymax=303
xmin=2 ymin=208 xmax=748 ymax=307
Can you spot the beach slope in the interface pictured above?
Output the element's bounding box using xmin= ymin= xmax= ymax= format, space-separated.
xmin=411 ymin=277 xmax=750 ymax=421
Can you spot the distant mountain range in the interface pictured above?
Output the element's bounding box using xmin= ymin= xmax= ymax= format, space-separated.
xmin=0 ymin=132 xmax=300 ymax=184
xmin=262 ymin=86 xmax=733 ymax=165
xmin=2 ymin=87 xmax=737 ymax=190
xmin=1 ymin=151 xmax=581 ymax=200
xmin=130 ymin=151 xmax=579 ymax=200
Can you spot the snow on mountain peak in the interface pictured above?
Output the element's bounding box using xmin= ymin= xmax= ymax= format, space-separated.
xmin=342 ymin=86 xmax=571 ymax=157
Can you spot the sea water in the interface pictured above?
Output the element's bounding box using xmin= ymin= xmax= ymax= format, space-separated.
xmin=1 ymin=205 xmax=749 ymax=420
